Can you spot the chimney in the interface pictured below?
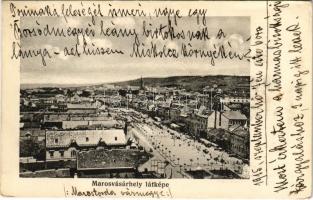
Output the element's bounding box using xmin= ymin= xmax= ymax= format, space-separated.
xmin=219 ymin=111 xmax=222 ymax=127
xmin=124 ymin=120 xmax=128 ymax=135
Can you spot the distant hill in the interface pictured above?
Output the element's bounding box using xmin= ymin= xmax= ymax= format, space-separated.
xmin=21 ymin=75 xmax=250 ymax=92
xmin=20 ymin=83 xmax=95 ymax=89
xmin=111 ymin=75 xmax=250 ymax=92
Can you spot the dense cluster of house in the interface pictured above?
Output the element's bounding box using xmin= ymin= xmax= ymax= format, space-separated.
xmin=20 ymin=88 xmax=154 ymax=177
xmin=20 ymin=80 xmax=250 ymax=177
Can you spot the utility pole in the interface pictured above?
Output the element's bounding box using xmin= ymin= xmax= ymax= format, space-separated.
xmin=210 ymin=88 xmax=213 ymax=111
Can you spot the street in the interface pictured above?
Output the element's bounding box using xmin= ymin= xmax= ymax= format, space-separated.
xmin=130 ymin=118 xmax=249 ymax=179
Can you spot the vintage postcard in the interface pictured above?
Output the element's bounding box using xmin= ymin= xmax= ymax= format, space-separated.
xmin=0 ymin=0 xmax=312 ymax=198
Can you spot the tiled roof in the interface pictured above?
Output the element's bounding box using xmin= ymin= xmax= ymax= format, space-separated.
xmin=222 ymin=111 xmax=247 ymax=120
xmin=228 ymin=124 xmax=242 ymax=132
xmin=77 ymin=149 xmax=148 ymax=170
xmin=208 ymin=128 xmax=227 ymax=136
xmin=46 ymin=129 xmax=126 ymax=148
xmin=232 ymin=129 xmax=249 ymax=138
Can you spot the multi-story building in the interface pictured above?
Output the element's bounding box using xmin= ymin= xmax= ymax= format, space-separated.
xmin=187 ymin=109 xmax=248 ymax=138
xmin=187 ymin=108 xmax=214 ymax=138
xmin=45 ymin=129 xmax=128 ymax=161
xmin=229 ymin=126 xmax=249 ymax=159
xmin=207 ymin=110 xmax=248 ymax=130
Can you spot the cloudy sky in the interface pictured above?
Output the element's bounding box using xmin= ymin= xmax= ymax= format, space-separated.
xmin=21 ymin=16 xmax=250 ymax=84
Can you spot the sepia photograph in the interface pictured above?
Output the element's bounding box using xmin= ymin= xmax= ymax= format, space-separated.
xmin=19 ymin=15 xmax=251 ymax=179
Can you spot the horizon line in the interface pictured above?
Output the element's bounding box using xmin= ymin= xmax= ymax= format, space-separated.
xmin=21 ymin=74 xmax=250 ymax=86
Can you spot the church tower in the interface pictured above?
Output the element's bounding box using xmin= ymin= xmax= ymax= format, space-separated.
xmin=140 ymin=76 xmax=144 ymax=90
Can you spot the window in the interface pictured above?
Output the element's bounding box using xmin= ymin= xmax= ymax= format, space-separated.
xmin=54 ymin=138 xmax=58 ymax=144
xmin=49 ymin=151 xmax=54 ymax=158
xmin=60 ymin=151 xmax=64 ymax=158
xmin=115 ymin=137 xmax=117 ymax=141
xmin=86 ymin=137 xmax=89 ymax=142
xmin=71 ymin=150 xmax=76 ymax=157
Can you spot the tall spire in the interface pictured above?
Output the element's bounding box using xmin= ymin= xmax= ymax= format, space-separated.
xmin=140 ymin=76 xmax=144 ymax=90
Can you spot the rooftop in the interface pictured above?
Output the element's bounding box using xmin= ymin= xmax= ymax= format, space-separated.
xmin=46 ymin=129 xmax=127 ymax=148
xmin=222 ymin=111 xmax=247 ymax=120
xmin=232 ymin=127 xmax=249 ymax=138
xmin=228 ymin=124 xmax=242 ymax=132
xmin=67 ymin=103 xmax=97 ymax=109
xmin=77 ymin=149 xmax=149 ymax=170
